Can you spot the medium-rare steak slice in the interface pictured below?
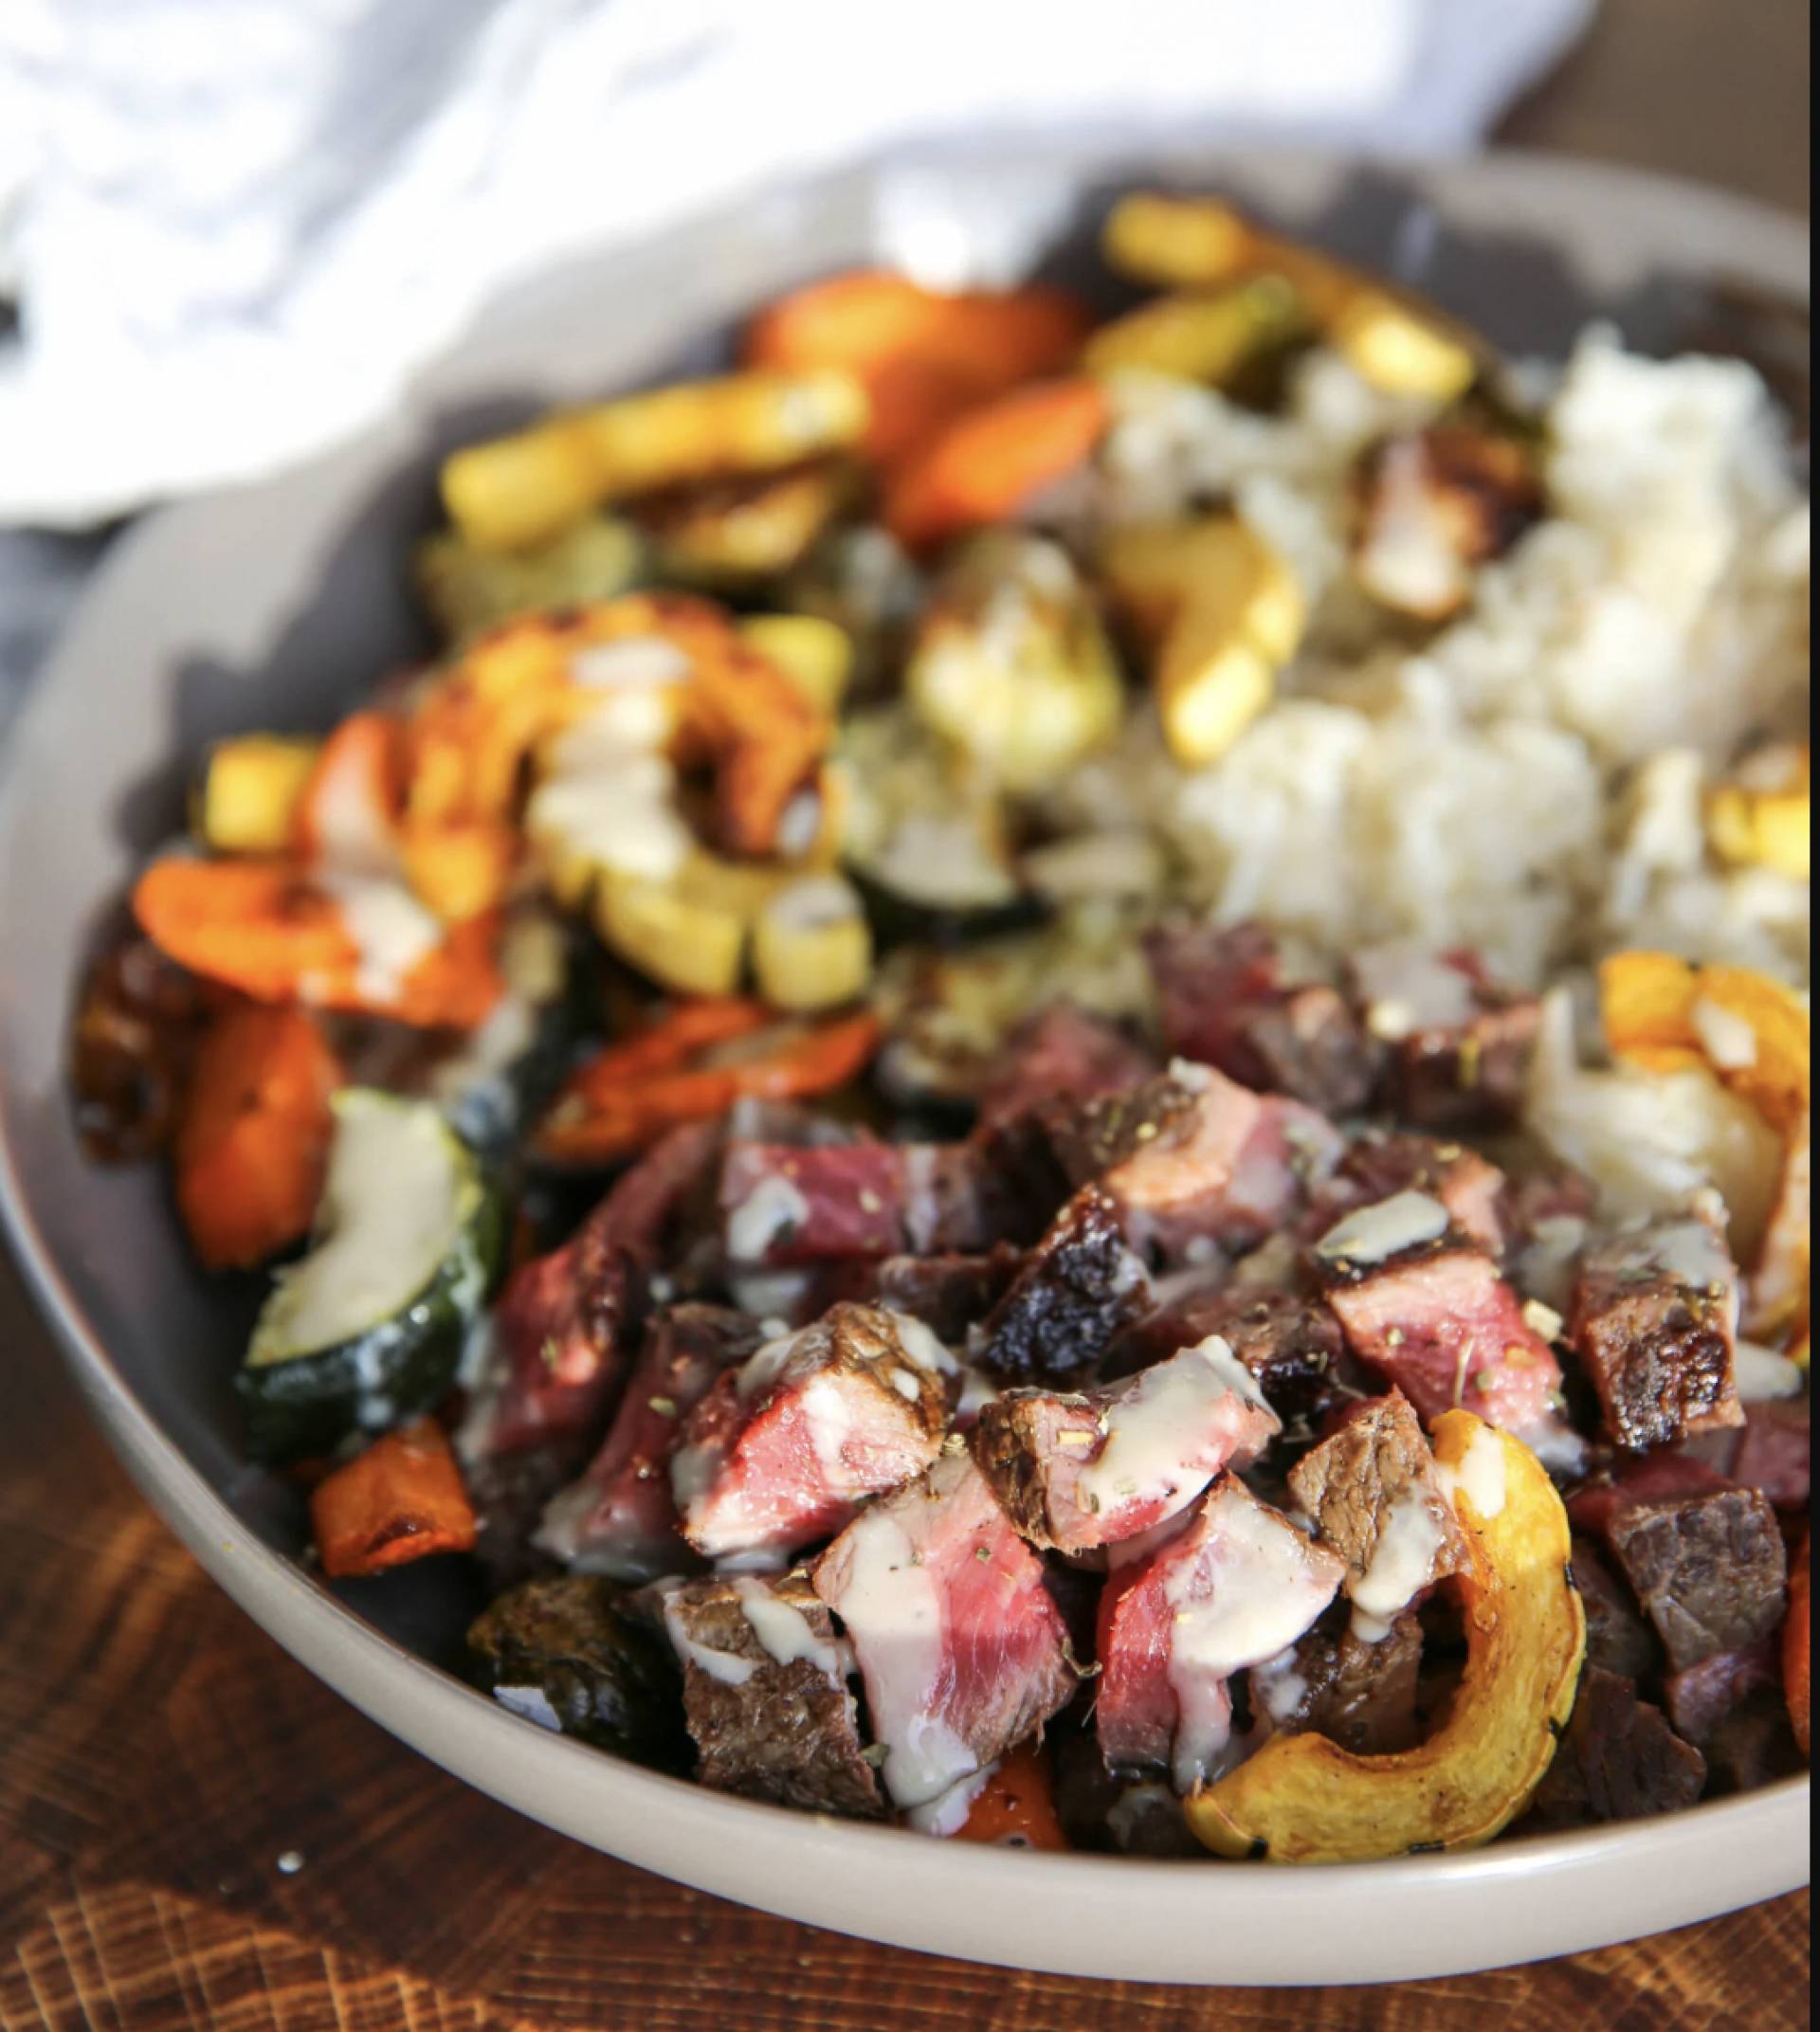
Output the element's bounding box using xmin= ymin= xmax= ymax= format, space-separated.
xmin=1350 ymin=943 xmax=1540 ymax=1130
xmin=974 ymin=1002 xmax=1156 ymax=1130
xmin=1525 ymin=1667 xmax=1707 ymax=1829
xmin=1603 ymin=1485 xmax=1789 ymax=1673
xmin=673 ymin=1303 xmax=947 ymax=1562
xmin=1145 ymin=918 xmax=1382 ymax=1116
xmin=658 ymin=1570 xmax=883 ymax=1818
xmin=1338 ymin=1130 xmax=1509 ymax=1255
xmin=1116 ymin=1286 xmax=1353 ymax=1427
xmin=719 ymin=1140 xmax=907 ymax=1266
xmin=975 ymin=1186 xmax=1152 ymax=1388
xmin=1097 ymin=1477 xmax=1345 ymax=1792
xmin=1044 ymin=1063 xmax=1343 ymax=1256
xmin=1569 ymin=1217 xmax=1743 ymax=1452
xmin=1251 ymin=1606 xmax=1424 ymax=1756
xmin=810 ymin=1447 xmax=1078 ymax=1815
xmin=1311 ymin=1192 xmax=1573 ymax=1454
xmin=536 ymin=1305 xmax=764 ymax=1580
xmin=1286 ymin=1389 xmax=1471 ymax=1628
xmin=972 ymin=1333 xmax=1280 ymax=1552
xmin=1570 ymin=1535 xmax=1661 ymax=1681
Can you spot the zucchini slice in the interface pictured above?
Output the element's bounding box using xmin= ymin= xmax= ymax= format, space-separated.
xmin=236 ymin=1089 xmax=504 ymax=1461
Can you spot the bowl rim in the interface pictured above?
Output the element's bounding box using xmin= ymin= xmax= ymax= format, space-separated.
xmin=0 ymin=139 xmax=1810 ymax=1987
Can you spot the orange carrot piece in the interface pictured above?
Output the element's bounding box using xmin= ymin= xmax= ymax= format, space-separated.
xmin=174 ymin=1002 xmax=343 ymax=1270
xmin=132 ymin=857 xmax=503 ymax=1028
xmin=537 ymin=1007 xmax=882 ymax=1165
xmin=745 ymin=270 xmax=1090 ymax=463
xmin=1788 ymin=1535 xmax=1811 ymax=1759
xmin=291 ymin=711 xmax=404 ymax=866
xmin=563 ymin=998 xmax=774 ymax=1100
xmin=883 ymin=377 xmax=1108 ymax=552
xmin=311 ymin=1420 xmax=478 ymax=1579
xmin=955 ymin=1743 xmax=1070 ymax=1852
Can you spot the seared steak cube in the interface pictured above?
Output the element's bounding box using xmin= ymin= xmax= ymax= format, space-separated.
xmin=1045 ymin=1062 xmax=1342 ymax=1256
xmin=901 ymin=1132 xmax=1065 ymax=1254
xmin=1570 ymin=1535 xmax=1661 ymax=1682
xmin=536 ymin=1305 xmax=763 ymax=1581
xmin=855 ymin=1247 xmax=1023 ymax=1343
xmin=1525 ymin=1667 xmax=1707 ymax=1829
xmin=1350 ymin=944 xmax=1539 ymax=1130
xmin=1569 ymin=1218 xmax=1743 ymax=1452
xmin=1604 ymin=1486 xmax=1788 ymax=1673
xmin=1730 ymin=1398 xmax=1811 ymax=1511
xmin=658 ymin=1570 xmax=883 ymax=1819
xmin=1251 ymin=1606 xmax=1424 ymax=1756
xmin=1338 ymin=1131 xmax=1509 ymax=1254
xmin=1662 ymin=1640 xmax=1781 ymax=1748
xmin=973 ymin=1333 xmax=1280 ymax=1552
xmin=1097 ymin=1477 xmax=1345 ymax=1791
xmin=976 ymin=1187 xmax=1152 ymax=1388
xmin=1121 ymin=1286 xmax=1352 ymax=1427
xmin=720 ymin=1141 xmax=906 ymax=1265
xmin=811 ymin=1448 xmax=1077 ymax=1817
xmin=1145 ymin=919 xmax=1382 ymax=1116
xmin=1312 ymin=1194 xmax=1570 ymax=1448
xmin=673 ymin=1303 xmax=948 ymax=1562
xmin=974 ymin=1002 xmax=1155 ymax=1130
xmin=1286 ymin=1389 xmax=1471 ymax=1620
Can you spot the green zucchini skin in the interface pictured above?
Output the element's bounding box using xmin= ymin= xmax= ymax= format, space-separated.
xmin=235 ymin=1158 xmax=506 ymax=1465
xmin=848 ymin=864 xmax=1048 ymax=952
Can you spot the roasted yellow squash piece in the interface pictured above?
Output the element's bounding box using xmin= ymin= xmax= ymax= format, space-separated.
xmin=195 ymin=735 xmax=320 ymax=855
xmin=1187 ymin=1413 xmax=1585 ymax=1863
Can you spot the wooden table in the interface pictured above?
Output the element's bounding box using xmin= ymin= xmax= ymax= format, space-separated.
xmin=1 ymin=2 xmax=1810 ymax=2024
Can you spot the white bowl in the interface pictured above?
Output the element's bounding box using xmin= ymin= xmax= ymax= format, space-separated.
xmin=0 ymin=143 xmax=1809 ymax=1985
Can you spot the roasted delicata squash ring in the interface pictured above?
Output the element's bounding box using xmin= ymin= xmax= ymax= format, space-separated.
xmin=1188 ymin=1413 xmax=1585 ymax=1863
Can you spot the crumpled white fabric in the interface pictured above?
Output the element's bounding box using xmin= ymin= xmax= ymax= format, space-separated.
xmin=0 ymin=0 xmax=1591 ymax=527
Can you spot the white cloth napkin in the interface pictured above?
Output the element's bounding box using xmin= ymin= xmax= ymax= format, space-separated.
xmin=0 ymin=0 xmax=1591 ymax=528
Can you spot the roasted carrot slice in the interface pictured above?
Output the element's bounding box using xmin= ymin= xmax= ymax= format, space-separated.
xmin=883 ymin=377 xmax=1109 ymax=553
xmin=746 ymin=270 xmax=1092 ymax=464
xmin=175 ymin=1002 xmax=343 ymax=1270
xmin=536 ymin=1007 xmax=881 ymax=1165
xmin=955 ymin=1742 xmax=1070 ymax=1852
xmin=311 ymin=1420 xmax=478 ymax=1579
xmin=132 ymin=858 xmax=503 ymax=1029
xmin=1787 ymin=1535 xmax=1811 ymax=1759
xmin=562 ymin=997 xmax=774 ymax=1098
xmin=291 ymin=711 xmax=404 ymax=868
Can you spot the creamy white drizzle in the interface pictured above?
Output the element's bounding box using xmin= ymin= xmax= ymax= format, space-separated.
xmin=492 ymin=1684 xmax=564 ymax=1732
xmin=569 ymin=637 xmax=694 ymax=689
xmin=1691 ymin=998 xmax=1759 ymax=1071
xmin=658 ymin=1587 xmax=760 ymax=1688
xmin=1163 ymin=1484 xmax=1343 ymax=1793
xmin=318 ymin=871 xmax=443 ymax=1003
xmin=731 ymin=1578 xmax=851 ymax=1683
xmin=1350 ymin=1488 xmax=1447 ymax=1640
xmin=1352 ymin=941 xmax=1476 ymax=1040
xmin=886 ymin=1310 xmax=959 ymax=1377
xmin=727 ymin=1172 xmax=810 ymax=1264
xmin=1734 ymin=1340 xmax=1806 ymax=1402
xmin=799 ymin=1370 xmax=856 ymax=1481
xmin=1249 ymin=1647 xmax=1309 ymax=1725
xmin=1437 ymin=1426 xmax=1507 ymax=1520
xmin=905 ymin=1763 xmax=996 ymax=1838
xmin=1076 ymin=1335 xmax=1278 ymax=1522
xmin=890 ymin=1369 xmax=924 ymax=1403
xmin=1315 ymin=1189 xmax=1450 ymax=1266
xmin=735 ymin=1322 xmax=812 ymax=1402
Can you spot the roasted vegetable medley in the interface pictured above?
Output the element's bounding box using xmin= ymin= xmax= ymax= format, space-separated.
xmin=75 ymin=191 xmax=1811 ymax=1860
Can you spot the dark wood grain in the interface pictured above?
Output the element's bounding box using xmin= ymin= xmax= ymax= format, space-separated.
xmin=0 ymin=2 xmax=1811 ymax=2024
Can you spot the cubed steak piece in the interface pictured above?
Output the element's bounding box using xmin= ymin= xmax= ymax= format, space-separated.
xmin=1570 ymin=1535 xmax=1661 ymax=1681
xmin=1250 ymin=1606 xmax=1424 ymax=1756
xmin=1566 ymin=1449 xmax=1734 ymax=1541
xmin=1117 ymin=1287 xmax=1351 ymax=1427
xmin=1286 ymin=1390 xmax=1471 ymax=1628
xmin=1144 ymin=918 xmax=1382 ymax=1116
xmin=673 ymin=1303 xmax=948 ymax=1562
xmin=857 ymin=1248 xmax=1023 ymax=1344
xmin=973 ymin=1333 xmax=1280 ymax=1552
xmin=1312 ymin=1192 xmax=1572 ymax=1454
xmin=975 ymin=1187 xmax=1152 ymax=1388
xmin=1349 ymin=942 xmax=1540 ymax=1129
xmin=1730 ymin=1398 xmax=1811 ymax=1512
xmin=1097 ymin=1477 xmax=1346 ymax=1792
xmin=1338 ymin=1131 xmax=1509 ymax=1254
xmin=535 ymin=1306 xmax=764 ymax=1580
xmin=719 ymin=1140 xmax=907 ymax=1266
xmin=1525 ymin=1668 xmax=1707 ymax=1829
xmin=901 ymin=1133 xmax=1065 ymax=1254
xmin=458 ymin=1121 xmax=721 ymax=1524
xmin=974 ymin=1002 xmax=1156 ymax=1130
xmin=1569 ymin=1217 xmax=1743 ymax=1452
xmin=810 ymin=1448 xmax=1078 ymax=1817
xmin=1662 ymin=1640 xmax=1781 ymax=1748
xmin=1603 ymin=1484 xmax=1788 ymax=1673
xmin=657 ymin=1570 xmax=883 ymax=1818
xmin=1046 ymin=1062 xmax=1343 ymax=1256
